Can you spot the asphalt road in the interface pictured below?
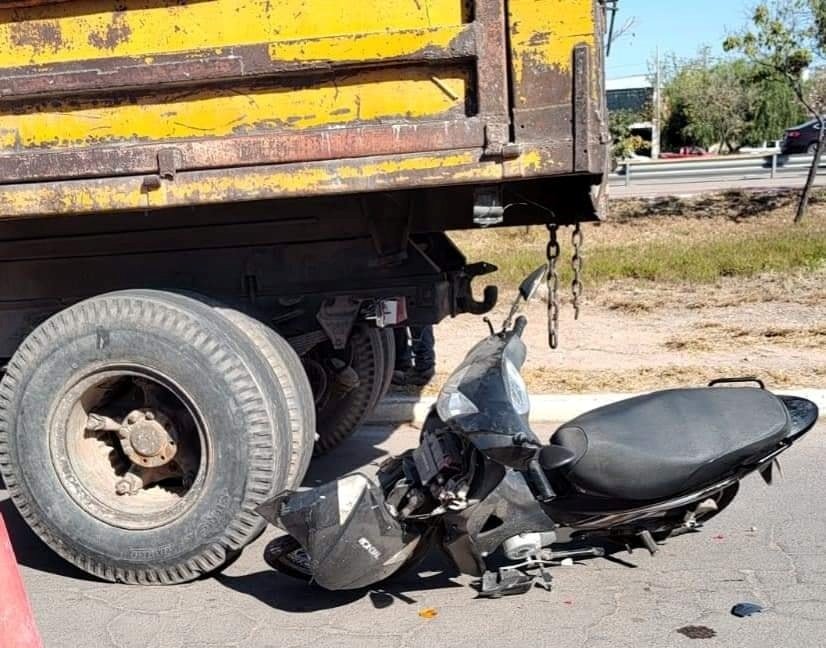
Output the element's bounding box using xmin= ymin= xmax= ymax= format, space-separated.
xmin=3 ymin=422 xmax=825 ymax=648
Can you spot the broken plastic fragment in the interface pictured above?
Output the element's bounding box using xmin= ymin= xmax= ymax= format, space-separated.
xmin=418 ymin=608 xmax=438 ymax=619
xmin=731 ymin=602 xmax=763 ymax=618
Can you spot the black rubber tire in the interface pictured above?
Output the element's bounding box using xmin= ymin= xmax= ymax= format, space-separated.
xmin=807 ymin=142 xmax=819 ymax=155
xmin=0 ymin=290 xmax=296 ymax=584
xmin=264 ymin=534 xmax=313 ymax=582
xmin=374 ymin=328 xmax=396 ymax=407
xmin=313 ymin=325 xmax=385 ymax=455
xmin=212 ymin=308 xmax=315 ymax=489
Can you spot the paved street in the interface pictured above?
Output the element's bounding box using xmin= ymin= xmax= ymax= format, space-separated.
xmin=608 ymin=174 xmax=826 ymax=199
xmin=3 ymin=422 xmax=825 ymax=648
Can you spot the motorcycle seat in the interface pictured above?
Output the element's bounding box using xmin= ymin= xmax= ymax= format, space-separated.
xmin=551 ymin=387 xmax=790 ymax=501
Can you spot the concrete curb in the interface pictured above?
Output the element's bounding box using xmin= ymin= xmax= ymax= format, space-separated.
xmin=369 ymin=389 xmax=826 ymax=425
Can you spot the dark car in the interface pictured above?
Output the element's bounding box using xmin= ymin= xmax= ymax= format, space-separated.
xmin=782 ymin=119 xmax=823 ymax=155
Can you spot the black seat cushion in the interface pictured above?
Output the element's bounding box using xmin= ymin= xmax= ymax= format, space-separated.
xmin=552 ymin=388 xmax=790 ymax=502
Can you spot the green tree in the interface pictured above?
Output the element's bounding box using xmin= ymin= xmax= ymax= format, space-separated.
xmin=725 ymin=0 xmax=825 ymax=222
xmin=744 ymin=72 xmax=807 ymax=145
xmin=609 ymin=108 xmax=650 ymax=160
xmin=661 ymin=53 xmax=753 ymax=153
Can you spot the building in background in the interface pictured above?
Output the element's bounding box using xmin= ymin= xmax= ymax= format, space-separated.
xmin=607 ymin=75 xmax=653 ymax=113
xmin=607 ymin=75 xmax=657 ymax=158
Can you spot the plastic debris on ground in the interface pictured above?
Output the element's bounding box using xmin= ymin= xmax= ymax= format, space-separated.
xmin=731 ymin=602 xmax=764 ymax=618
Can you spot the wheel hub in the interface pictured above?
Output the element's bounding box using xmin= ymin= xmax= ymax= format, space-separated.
xmin=118 ymin=409 xmax=177 ymax=468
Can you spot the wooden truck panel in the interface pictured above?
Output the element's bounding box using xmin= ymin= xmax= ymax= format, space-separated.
xmin=0 ymin=0 xmax=606 ymax=218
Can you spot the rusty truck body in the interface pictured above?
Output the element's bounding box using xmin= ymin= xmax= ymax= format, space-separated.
xmin=0 ymin=0 xmax=609 ymax=584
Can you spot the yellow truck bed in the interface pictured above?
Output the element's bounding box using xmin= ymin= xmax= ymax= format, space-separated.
xmin=0 ymin=0 xmax=607 ymax=218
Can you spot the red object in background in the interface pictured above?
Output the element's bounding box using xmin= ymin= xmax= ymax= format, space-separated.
xmin=660 ymin=146 xmax=711 ymax=159
xmin=0 ymin=513 xmax=43 ymax=648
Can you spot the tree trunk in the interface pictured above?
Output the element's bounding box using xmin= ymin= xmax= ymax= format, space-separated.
xmin=795 ymin=117 xmax=825 ymax=224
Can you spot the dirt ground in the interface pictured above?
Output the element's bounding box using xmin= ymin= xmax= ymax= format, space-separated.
xmin=408 ymin=192 xmax=826 ymax=395
xmin=424 ymin=269 xmax=826 ymax=394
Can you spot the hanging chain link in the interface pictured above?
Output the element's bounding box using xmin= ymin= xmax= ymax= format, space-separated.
xmin=571 ymin=222 xmax=584 ymax=320
xmin=545 ymin=224 xmax=560 ymax=349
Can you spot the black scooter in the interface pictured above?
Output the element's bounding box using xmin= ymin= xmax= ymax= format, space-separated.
xmin=257 ymin=266 xmax=819 ymax=597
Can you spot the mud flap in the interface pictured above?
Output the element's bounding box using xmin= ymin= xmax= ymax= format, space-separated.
xmin=257 ymin=474 xmax=420 ymax=590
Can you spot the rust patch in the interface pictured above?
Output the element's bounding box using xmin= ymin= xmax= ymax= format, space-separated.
xmin=0 ymin=119 xmax=486 ymax=183
xmin=528 ymin=32 xmax=551 ymax=47
xmin=10 ymin=21 xmax=63 ymax=54
xmin=0 ymin=0 xmax=74 ymax=6
xmin=87 ymin=12 xmax=132 ymax=51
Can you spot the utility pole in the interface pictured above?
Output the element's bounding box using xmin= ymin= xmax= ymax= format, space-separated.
xmin=652 ymin=46 xmax=661 ymax=159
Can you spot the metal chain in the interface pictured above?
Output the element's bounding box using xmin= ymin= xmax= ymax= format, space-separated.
xmin=545 ymin=224 xmax=560 ymax=349
xmin=571 ymin=222 xmax=584 ymax=320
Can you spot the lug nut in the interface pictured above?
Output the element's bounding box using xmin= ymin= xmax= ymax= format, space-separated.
xmin=115 ymin=480 xmax=131 ymax=495
xmin=144 ymin=411 xmax=155 ymax=421
xmin=127 ymin=412 xmax=139 ymax=424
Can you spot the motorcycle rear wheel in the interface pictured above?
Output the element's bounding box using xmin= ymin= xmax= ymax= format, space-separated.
xmin=264 ymin=535 xmax=313 ymax=581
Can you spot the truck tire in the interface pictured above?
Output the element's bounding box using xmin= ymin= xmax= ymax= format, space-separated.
xmin=311 ymin=325 xmax=384 ymax=454
xmin=212 ymin=308 xmax=315 ymax=489
xmin=374 ymin=328 xmax=396 ymax=407
xmin=0 ymin=290 xmax=300 ymax=584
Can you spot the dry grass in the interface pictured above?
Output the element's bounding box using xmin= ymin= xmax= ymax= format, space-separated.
xmin=595 ymin=267 xmax=826 ymax=313
xmin=399 ymin=364 xmax=826 ymax=396
xmin=664 ymin=322 xmax=826 ymax=353
xmin=451 ymin=189 xmax=826 ymax=289
xmin=518 ymin=365 xmax=826 ymax=393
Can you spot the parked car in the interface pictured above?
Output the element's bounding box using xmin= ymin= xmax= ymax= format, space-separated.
xmin=740 ymin=140 xmax=782 ymax=155
xmin=782 ymin=119 xmax=823 ymax=155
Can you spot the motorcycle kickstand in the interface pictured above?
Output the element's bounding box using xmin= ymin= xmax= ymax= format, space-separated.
xmin=637 ymin=530 xmax=659 ymax=556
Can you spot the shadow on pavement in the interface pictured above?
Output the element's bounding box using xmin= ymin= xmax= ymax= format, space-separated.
xmin=301 ymin=429 xmax=392 ymax=485
xmin=0 ymin=496 xmax=95 ymax=582
xmin=216 ymin=552 xmax=462 ymax=612
xmin=301 ymin=405 xmax=425 ymax=486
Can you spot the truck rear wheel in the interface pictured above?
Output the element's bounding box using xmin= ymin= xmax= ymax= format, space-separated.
xmin=0 ymin=290 xmax=306 ymax=584
xmin=308 ymin=325 xmax=385 ymax=454
xmin=375 ymin=328 xmax=396 ymax=406
xmin=211 ymin=307 xmax=315 ymax=489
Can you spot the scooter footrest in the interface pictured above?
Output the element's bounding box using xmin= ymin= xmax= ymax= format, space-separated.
xmin=478 ymin=569 xmax=539 ymax=598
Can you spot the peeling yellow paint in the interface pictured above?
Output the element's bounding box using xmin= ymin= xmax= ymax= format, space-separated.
xmin=508 ymin=0 xmax=596 ymax=92
xmin=0 ymin=0 xmax=604 ymax=217
xmin=0 ymin=0 xmax=465 ymax=67
xmin=0 ymin=151 xmax=502 ymax=217
xmin=517 ymin=150 xmax=544 ymax=173
xmin=268 ymin=25 xmax=465 ymax=64
xmin=0 ymin=68 xmax=468 ymax=149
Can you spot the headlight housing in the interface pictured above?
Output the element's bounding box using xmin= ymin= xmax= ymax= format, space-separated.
xmin=436 ymin=365 xmax=478 ymax=421
xmin=503 ymin=358 xmax=530 ymax=416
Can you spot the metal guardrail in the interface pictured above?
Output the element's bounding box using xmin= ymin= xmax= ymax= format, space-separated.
xmin=610 ymin=153 xmax=826 ymax=187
